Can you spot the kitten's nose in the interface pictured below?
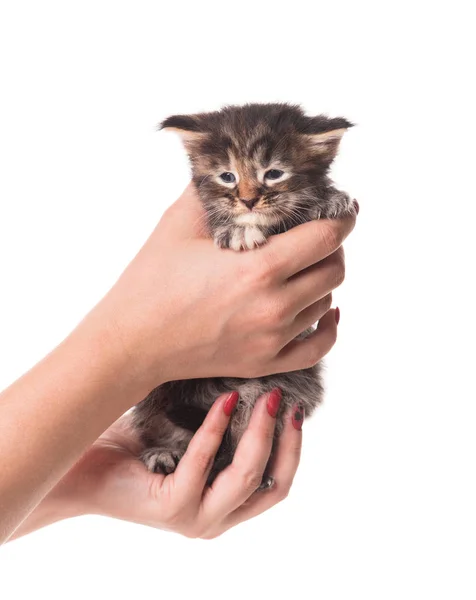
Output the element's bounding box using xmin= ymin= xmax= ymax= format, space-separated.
xmin=240 ymin=197 xmax=259 ymax=211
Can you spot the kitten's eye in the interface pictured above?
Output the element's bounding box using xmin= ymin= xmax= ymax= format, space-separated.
xmin=264 ymin=169 xmax=285 ymax=181
xmin=219 ymin=172 xmax=236 ymax=184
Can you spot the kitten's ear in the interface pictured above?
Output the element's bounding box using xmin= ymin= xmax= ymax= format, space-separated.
xmin=159 ymin=114 xmax=206 ymax=143
xmin=302 ymin=116 xmax=354 ymax=161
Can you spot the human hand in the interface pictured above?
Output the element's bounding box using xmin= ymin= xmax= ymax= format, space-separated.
xmin=90 ymin=184 xmax=356 ymax=395
xmin=29 ymin=390 xmax=303 ymax=539
xmin=2 ymin=183 xmax=354 ymax=544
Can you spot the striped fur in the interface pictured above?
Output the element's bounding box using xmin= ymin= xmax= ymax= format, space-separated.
xmin=133 ymin=103 xmax=355 ymax=486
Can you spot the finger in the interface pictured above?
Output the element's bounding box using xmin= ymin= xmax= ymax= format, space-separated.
xmin=271 ymin=308 xmax=338 ymax=373
xmin=202 ymin=389 xmax=281 ymax=520
xmin=218 ymin=405 xmax=303 ymax=534
xmin=285 ymin=294 xmax=333 ymax=341
xmin=173 ymin=391 xmax=239 ymax=502
xmin=260 ymin=211 xmax=356 ymax=280
xmin=284 ymin=247 xmax=345 ymax=313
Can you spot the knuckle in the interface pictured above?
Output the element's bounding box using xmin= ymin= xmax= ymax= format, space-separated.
xmin=258 ymin=338 xmax=276 ymax=361
xmin=274 ymin=485 xmax=291 ymax=503
xmin=336 ymin=245 xmax=346 ymax=263
xmin=321 ymin=293 xmax=333 ymax=312
xmin=254 ymin=253 xmax=278 ymax=286
xmin=332 ymin=251 xmax=346 ymax=287
xmin=256 ymin=295 xmax=291 ymax=330
xmin=181 ymin=529 xmax=199 ymax=539
xmin=320 ymin=223 xmax=343 ymax=255
xmin=162 ymin=506 xmax=185 ymax=528
xmin=263 ymin=332 xmax=285 ymax=360
xmin=240 ymin=469 xmax=263 ymax=493
xmin=169 ymin=515 xmax=209 ymax=539
xmin=267 ymin=299 xmax=289 ymax=326
xmin=199 ymin=531 xmax=221 ymax=540
xmin=235 ymin=260 xmax=257 ymax=287
xmin=251 ymin=317 xmax=285 ymax=356
xmin=332 ymin=264 xmax=345 ymax=289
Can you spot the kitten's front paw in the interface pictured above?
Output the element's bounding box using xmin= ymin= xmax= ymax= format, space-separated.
xmin=214 ymin=227 xmax=232 ymax=249
xmin=141 ymin=447 xmax=184 ymax=474
xmin=214 ymin=225 xmax=267 ymax=251
xmin=323 ymin=190 xmax=356 ymax=219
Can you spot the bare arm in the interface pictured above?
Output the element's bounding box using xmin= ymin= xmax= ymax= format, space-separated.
xmin=0 ymin=184 xmax=356 ymax=543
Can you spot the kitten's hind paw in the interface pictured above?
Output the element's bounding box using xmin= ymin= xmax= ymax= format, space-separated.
xmin=141 ymin=447 xmax=183 ymax=475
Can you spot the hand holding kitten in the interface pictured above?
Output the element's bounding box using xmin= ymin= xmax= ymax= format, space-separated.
xmin=1 ymin=179 xmax=355 ymax=542
xmin=96 ymin=182 xmax=355 ymax=395
xmin=15 ymin=390 xmax=304 ymax=540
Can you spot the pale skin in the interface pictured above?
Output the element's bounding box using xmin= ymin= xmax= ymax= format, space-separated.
xmin=0 ymin=184 xmax=356 ymax=544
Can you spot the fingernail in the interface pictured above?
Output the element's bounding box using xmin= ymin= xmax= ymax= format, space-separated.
xmin=292 ymin=405 xmax=305 ymax=430
xmin=335 ymin=306 xmax=341 ymax=325
xmin=353 ymin=200 xmax=360 ymax=214
xmin=267 ymin=388 xmax=282 ymax=418
xmin=223 ymin=391 xmax=239 ymax=416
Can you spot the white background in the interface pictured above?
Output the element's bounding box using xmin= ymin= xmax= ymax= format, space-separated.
xmin=1 ymin=1 xmax=475 ymax=598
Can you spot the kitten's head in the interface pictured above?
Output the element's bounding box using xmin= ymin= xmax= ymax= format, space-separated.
xmin=160 ymin=103 xmax=352 ymax=231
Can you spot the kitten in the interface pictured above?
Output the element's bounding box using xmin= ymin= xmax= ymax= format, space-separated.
xmin=133 ymin=103 xmax=355 ymax=488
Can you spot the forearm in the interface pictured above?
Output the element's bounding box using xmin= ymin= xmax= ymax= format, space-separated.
xmin=7 ymin=476 xmax=81 ymax=541
xmin=0 ymin=185 xmax=355 ymax=544
xmin=0 ymin=307 xmax=147 ymax=544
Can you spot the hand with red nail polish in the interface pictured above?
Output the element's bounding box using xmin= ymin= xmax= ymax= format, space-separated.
xmin=0 ymin=183 xmax=356 ymax=542
xmin=12 ymin=389 xmax=304 ymax=541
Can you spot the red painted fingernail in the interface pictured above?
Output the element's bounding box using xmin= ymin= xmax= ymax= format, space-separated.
xmin=267 ymin=388 xmax=282 ymax=418
xmin=335 ymin=306 xmax=341 ymax=325
xmin=223 ymin=391 xmax=239 ymax=416
xmin=353 ymin=200 xmax=360 ymax=214
xmin=292 ymin=405 xmax=305 ymax=430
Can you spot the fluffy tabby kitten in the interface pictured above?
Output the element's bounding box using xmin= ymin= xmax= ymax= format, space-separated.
xmin=133 ymin=103 xmax=355 ymax=488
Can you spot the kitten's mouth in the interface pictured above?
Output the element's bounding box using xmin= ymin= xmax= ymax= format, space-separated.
xmin=224 ymin=193 xmax=280 ymax=226
xmin=236 ymin=204 xmax=269 ymax=215
xmin=234 ymin=209 xmax=276 ymax=227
